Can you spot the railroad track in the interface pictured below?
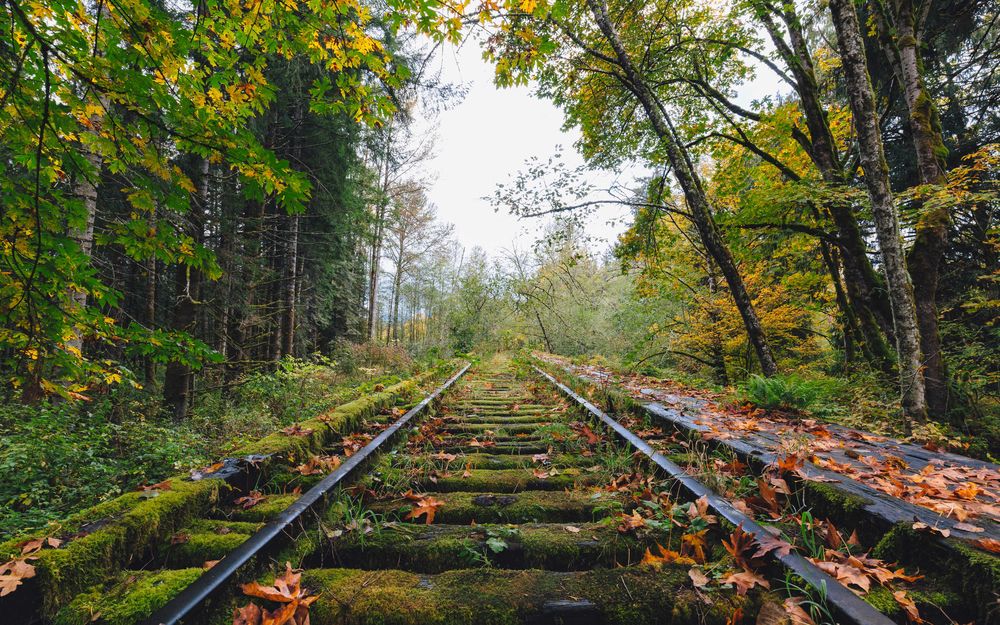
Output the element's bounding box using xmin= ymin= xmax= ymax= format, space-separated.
xmin=40 ymin=357 xmax=978 ymax=624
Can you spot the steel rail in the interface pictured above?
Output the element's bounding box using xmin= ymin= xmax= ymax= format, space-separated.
xmin=144 ymin=362 xmax=471 ymax=625
xmin=534 ymin=365 xmax=896 ymax=625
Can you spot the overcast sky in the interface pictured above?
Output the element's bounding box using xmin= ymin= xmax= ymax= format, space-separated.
xmin=413 ymin=37 xmax=630 ymax=258
xmin=413 ymin=35 xmax=786 ymax=259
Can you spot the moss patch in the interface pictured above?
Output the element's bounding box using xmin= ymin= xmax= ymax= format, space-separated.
xmin=412 ymin=468 xmax=600 ymax=493
xmin=54 ymin=568 xmax=205 ymax=625
xmin=369 ymin=490 xmax=623 ymax=524
xmin=301 ymin=566 xmax=748 ymax=625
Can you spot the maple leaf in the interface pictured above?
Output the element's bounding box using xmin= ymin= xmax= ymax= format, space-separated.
xmin=532 ymin=467 xmax=550 ymax=479
xmin=681 ymin=530 xmax=708 ymax=563
xmin=138 ymin=479 xmax=172 ymax=492
xmin=616 ymin=510 xmax=646 ymax=533
xmin=432 ymin=452 xmax=458 ymax=463
xmin=954 ymin=482 xmax=983 ymax=500
xmin=892 ymin=590 xmax=923 ymax=623
xmin=775 ymin=453 xmax=803 ymax=473
xmin=722 ymin=569 xmax=770 ymax=596
xmin=238 ymin=562 xmax=318 ymax=625
xmin=404 ymin=493 xmax=444 ymax=524
xmin=722 ymin=523 xmax=757 ymax=570
xmin=641 ymin=543 xmax=693 ymax=568
xmin=753 ymin=534 xmax=794 ymax=559
xmin=234 ymin=490 xmax=266 ymax=509
xmin=295 ymin=455 xmax=341 ymax=476
xmin=0 ymin=558 xmax=36 ymax=597
xmin=233 ymin=603 xmax=264 ymax=625
xmin=532 ymin=453 xmax=550 ymax=464
xmin=782 ymin=597 xmax=817 ymax=625
xmin=686 ymin=495 xmax=717 ymax=525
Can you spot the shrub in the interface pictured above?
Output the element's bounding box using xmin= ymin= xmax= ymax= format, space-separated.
xmin=739 ymin=374 xmax=842 ymax=415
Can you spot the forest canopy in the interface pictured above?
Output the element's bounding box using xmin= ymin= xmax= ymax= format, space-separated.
xmin=0 ymin=0 xmax=997 ymax=536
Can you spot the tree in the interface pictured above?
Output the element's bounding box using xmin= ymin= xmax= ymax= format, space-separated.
xmin=828 ymin=0 xmax=928 ymax=423
xmin=486 ymin=0 xmax=779 ymax=376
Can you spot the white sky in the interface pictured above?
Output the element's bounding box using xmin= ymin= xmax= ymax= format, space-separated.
xmin=416 ymin=38 xmax=630 ymax=257
xmin=414 ymin=34 xmax=787 ymax=258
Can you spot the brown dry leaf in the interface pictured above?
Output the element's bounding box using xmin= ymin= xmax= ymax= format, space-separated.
xmin=782 ymin=597 xmax=817 ymax=625
xmin=295 ymin=455 xmax=341 ymax=476
xmin=721 ymin=569 xmax=770 ymax=596
xmin=564 ymin=525 xmax=582 ymax=533
xmin=0 ymin=558 xmax=36 ymax=597
xmin=432 ymin=452 xmax=458 ymax=463
xmin=281 ymin=424 xmax=314 ymax=437
xmin=233 ymin=603 xmax=264 ymax=625
xmin=616 ymin=510 xmax=646 ymax=533
xmin=404 ymin=493 xmax=444 ymax=524
xmin=234 ymin=491 xmax=266 ymax=510
xmin=138 ymin=479 xmax=173 ymax=492
xmin=171 ymin=532 xmax=190 ymax=545
xmin=954 ymin=482 xmax=983 ymax=500
xmin=532 ymin=467 xmax=550 ymax=479
xmin=687 ymin=495 xmax=718 ymax=525
xmin=688 ymin=567 xmax=710 ymax=588
xmin=681 ymin=530 xmax=708 ymax=563
xmin=892 ymin=590 xmax=923 ymax=623
xmin=203 ymin=560 xmax=220 ymax=569
xmin=952 ymin=522 xmax=984 ymax=533
xmin=462 ymin=463 xmax=473 ymax=479
xmin=753 ymin=534 xmax=794 ymax=559
xmin=911 ymin=521 xmax=950 ymax=538
xmin=973 ymin=537 xmax=1000 ymax=553
xmin=722 ymin=523 xmax=757 ymax=570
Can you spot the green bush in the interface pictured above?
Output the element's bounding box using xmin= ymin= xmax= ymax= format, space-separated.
xmin=739 ymin=374 xmax=842 ymax=415
xmin=0 ymin=398 xmax=199 ymax=537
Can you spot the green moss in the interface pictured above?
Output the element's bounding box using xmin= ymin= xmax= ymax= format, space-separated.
xmin=411 ymin=468 xmax=599 ymax=493
xmin=54 ymin=568 xmax=205 ymax=625
xmin=163 ymin=531 xmax=251 ymax=566
xmin=301 ymin=566 xmax=747 ymax=625
xmin=29 ymin=478 xmax=221 ymax=617
xmin=369 ymin=490 xmax=623 ymax=524
xmin=872 ymin=523 xmax=1000 ymax=623
xmin=222 ymin=493 xmax=300 ymax=522
xmin=316 ymin=522 xmax=659 ymax=572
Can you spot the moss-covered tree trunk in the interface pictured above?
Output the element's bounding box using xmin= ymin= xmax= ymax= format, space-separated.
xmin=584 ymin=0 xmax=779 ymax=377
xmin=829 ymin=0 xmax=928 ymax=423
xmin=888 ymin=0 xmax=952 ymax=418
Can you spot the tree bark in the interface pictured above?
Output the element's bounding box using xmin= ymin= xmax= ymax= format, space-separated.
xmin=828 ymin=0 xmax=928 ymax=422
xmin=585 ymin=0 xmax=779 ymax=376
xmin=756 ymin=2 xmax=896 ymax=371
xmin=889 ymin=0 xmax=952 ymax=417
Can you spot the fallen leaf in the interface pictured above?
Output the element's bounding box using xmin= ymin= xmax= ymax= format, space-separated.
xmin=281 ymin=424 xmax=314 ymax=437
xmin=688 ymin=567 xmax=710 ymax=587
xmin=565 ymin=525 xmax=582 ymax=533
xmin=973 ymin=538 xmax=1000 ymax=554
xmin=722 ymin=569 xmax=770 ymax=595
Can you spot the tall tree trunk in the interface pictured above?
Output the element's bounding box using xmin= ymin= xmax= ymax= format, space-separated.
xmin=889 ymin=0 xmax=952 ymax=417
xmin=829 ymin=0 xmax=928 ymax=422
xmin=585 ymin=0 xmax=779 ymax=376
xmin=163 ymin=158 xmax=208 ymax=419
xmin=758 ymin=3 xmax=896 ymax=370
xmin=144 ymin=256 xmax=157 ymax=387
